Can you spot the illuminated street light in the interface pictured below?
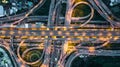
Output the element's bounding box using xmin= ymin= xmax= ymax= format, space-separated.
xmin=2 ymin=0 xmax=8 ymax=4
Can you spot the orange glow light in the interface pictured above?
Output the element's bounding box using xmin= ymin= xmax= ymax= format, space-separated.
xmin=89 ymin=47 xmax=95 ymax=53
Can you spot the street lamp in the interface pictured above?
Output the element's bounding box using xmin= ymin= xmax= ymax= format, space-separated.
xmin=2 ymin=0 xmax=8 ymax=4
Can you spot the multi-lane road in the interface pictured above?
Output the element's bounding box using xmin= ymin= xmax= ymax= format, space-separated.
xmin=0 ymin=0 xmax=120 ymax=67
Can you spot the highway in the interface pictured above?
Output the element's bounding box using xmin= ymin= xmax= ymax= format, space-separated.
xmin=41 ymin=0 xmax=57 ymax=66
xmin=65 ymin=0 xmax=74 ymax=26
xmin=88 ymin=0 xmax=120 ymax=28
xmin=0 ymin=16 xmax=111 ymax=25
xmin=0 ymin=0 xmax=46 ymax=24
xmin=0 ymin=28 xmax=120 ymax=36
xmin=0 ymin=0 xmax=120 ymax=67
xmin=47 ymin=0 xmax=56 ymax=26
xmin=65 ymin=49 xmax=120 ymax=67
xmin=66 ymin=1 xmax=94 ymax=27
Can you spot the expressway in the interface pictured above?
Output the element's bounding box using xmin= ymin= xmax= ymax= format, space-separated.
xmin=0 ymin=27 xmax=120 ymax=37
xmin=98 ymin=0 xmax=120 ymax=21
xmin=47 ymin=0 xmax=55 ymax=26
xmin=0 ymin=0 xmax=46 ymax=24
xmin=0 ymin=0 xmax=120 ymax=67
xmin=41 ymin=0 xmax=57 ymax=66
xmin=65 ymin=0 xmax=94 ymax=27
xmin=88 ymin=0 xmax=120 ymax=28
xmin=0 ymin=16 xmax=110 ymax=25
xmin=64 ymin=49 xmax=120 ymax=67
xmin=65 ymin=0 xmax=74 ymax=26
xmin=0 ymin=0 xmax=119 ymax=26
